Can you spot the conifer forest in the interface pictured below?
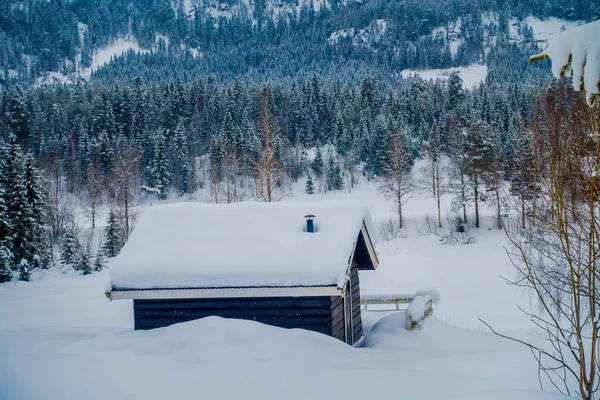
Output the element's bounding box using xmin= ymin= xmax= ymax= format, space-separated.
xmin=0 ymin=0 xmax=598 ymax=282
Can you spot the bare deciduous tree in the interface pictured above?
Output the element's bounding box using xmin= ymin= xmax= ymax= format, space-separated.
xmin=377 ymin=131 xmax=414 ymax=229
xmin=250 ymin=87 xmax=281 ymax=202
xmin=81 ymin=161 xmax=103 ymax=229
xmin=497 ymin=84 xmax=600 ymax=400
xmin=112 ymin=145 xmax=141 ymax=241
xmin=426 ymin=123 xmax=445 ymax=228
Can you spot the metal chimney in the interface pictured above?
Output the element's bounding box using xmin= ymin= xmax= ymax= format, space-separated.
xmin=304 ymin=214 xmax=316 ymax=233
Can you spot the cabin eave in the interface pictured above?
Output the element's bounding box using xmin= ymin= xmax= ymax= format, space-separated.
xmin=108 ymin=285 xmax=343 ymax=300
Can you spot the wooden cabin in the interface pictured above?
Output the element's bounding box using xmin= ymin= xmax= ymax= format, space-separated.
xmin=106 ymin=201 xmax=378 ymax=345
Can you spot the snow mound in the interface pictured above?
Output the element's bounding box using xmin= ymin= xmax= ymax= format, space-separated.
xmin=415 ymin=288 xmax=441 ymax=305
xmin=109 ymin=201 xmax=376 ymax=290
xmin=531 ymin=19 xmax=600 ymax=104
xmin=401 ymin=64 xmax=487 ymax=88
xmin=405 ymin=294 xmax=433 ymax=330
xmin=0 ymin=270 xmax=571 ymax=400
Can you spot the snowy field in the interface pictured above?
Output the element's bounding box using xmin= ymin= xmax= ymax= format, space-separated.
xmin=0 ymin=179 xmax=566 ymax=400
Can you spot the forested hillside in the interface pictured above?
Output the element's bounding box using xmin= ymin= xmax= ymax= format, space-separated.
xmin=1 ymin=0 xmax=598 ymax=85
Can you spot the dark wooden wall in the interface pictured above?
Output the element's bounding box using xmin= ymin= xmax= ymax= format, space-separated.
xmin=350 ymin=261 xmax=363 ymax=343
xmin=134 ymin=296 xmax=336 ymax=336
xmin=330 ymin=295 xmax=345 ymax=341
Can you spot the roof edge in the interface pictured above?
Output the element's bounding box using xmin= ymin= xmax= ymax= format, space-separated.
xmin=107 ymin=285 xmax=343 ymax=300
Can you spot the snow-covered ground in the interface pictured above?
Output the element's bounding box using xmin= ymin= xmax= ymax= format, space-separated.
xmin=0 ymin=176 xmax=565 ymax=399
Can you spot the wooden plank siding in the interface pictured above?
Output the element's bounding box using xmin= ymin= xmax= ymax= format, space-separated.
xmin=354 ymin=231 xmax=375 ymax=270
xmin=350 ymin=261 xmax=363 ymax=343
xmin=330 ymin=295 xmax=345 ymax=341
xmin=133 ymin=297 xmax=336 ymax=334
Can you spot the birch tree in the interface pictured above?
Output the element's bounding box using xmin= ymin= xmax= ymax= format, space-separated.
xmin=377 ymin=131 xmax=414 ymax=229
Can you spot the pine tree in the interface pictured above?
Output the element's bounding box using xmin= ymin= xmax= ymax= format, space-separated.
xmin=305 ymin=172 xmax=315 ymax=194
xmin=61 ymin=227 xmax=80 ymax=267
xmin=77 ymin=251 xmax=92 ymax=275
xmin=103 ymin=210 xmax=122 ymax=258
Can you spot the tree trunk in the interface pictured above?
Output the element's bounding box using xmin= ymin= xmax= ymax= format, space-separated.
xmin=460 ymin=171 xmax=467 ymax=225
xmin=398 ymin=199 xmax=403 ymax=229
xmin=437 ymin=191 xmax=442 ymax=228
xmin=521 ymin=196 xmax=526 ymax=230
xmin=473 ymin=160 xmax=479 ymax=228
xmin=495 ymin=188 xmax=501 ymax=229
xmin=124 ymin=188 xmax=129 ymax=238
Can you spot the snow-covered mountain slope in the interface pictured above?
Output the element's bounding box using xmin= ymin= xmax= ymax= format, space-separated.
xmin=401 ymin=64 xmax=488 ymax=88
xmin=328 ymin=19 xmax=388 ymax=46
xmin=180 ymin=0 xmax=334 ymax=22
xmin=432 ymin=13 xmax=585 ymax=54
xmin=401 ymin=14 xmax=584 ymax=88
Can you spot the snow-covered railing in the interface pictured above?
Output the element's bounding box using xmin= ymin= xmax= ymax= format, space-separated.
xmin=361 ymin=290 xmax=440 ymax=331
xmin=405 ymin=295 xmax=435 ymax=331
xmin=360 ymin=295 xmax=416 ymax=311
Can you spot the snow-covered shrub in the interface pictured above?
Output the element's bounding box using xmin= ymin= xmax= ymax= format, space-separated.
xmin=18 ymin=259 xmax=30 ymax=281
xmin=378 ymin=217 xmax=405 ymax=240
xmin=441 ymin=216 xmax=477 ymax=245
xmin=415 ymin=215 xmax=441 ymax=236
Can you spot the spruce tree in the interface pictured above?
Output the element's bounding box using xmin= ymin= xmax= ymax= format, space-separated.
xmin=23 ymin=154 xmax=47 ymax=255
xmin=326 ymin=153 xmax=336 ymax=191
xmin=305 ymin=172 xmax=315 ymax=194
xmin=61 ymin=227 xmax=80 ymax=267
xmin=172 ymin=119 xmax=189 ymax=194
xmin=0 ymin=247 xmax=11 ymax=283
xmin=93 ymin=250 xmax=106 ymax=272
xmin=5 ymin=136 xmax=36 ymax=266
xmin=77 ymin=251 xmax=92 ymax=275
xmin=333 ymin=164 xmax=344 ymax=191
xmin=152 ymin=130 xmax=170 ymax=199
xmin=312 ymin=148 xmax=324 ymax=178
xmin=0 ymin=186 xmax=12 ymax=283
xmin=103 ymin=210 xmax=122 ymax=258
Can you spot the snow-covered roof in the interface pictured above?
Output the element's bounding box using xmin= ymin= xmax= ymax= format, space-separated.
xmin=109 ymin=201 xmax=377 ymax=292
